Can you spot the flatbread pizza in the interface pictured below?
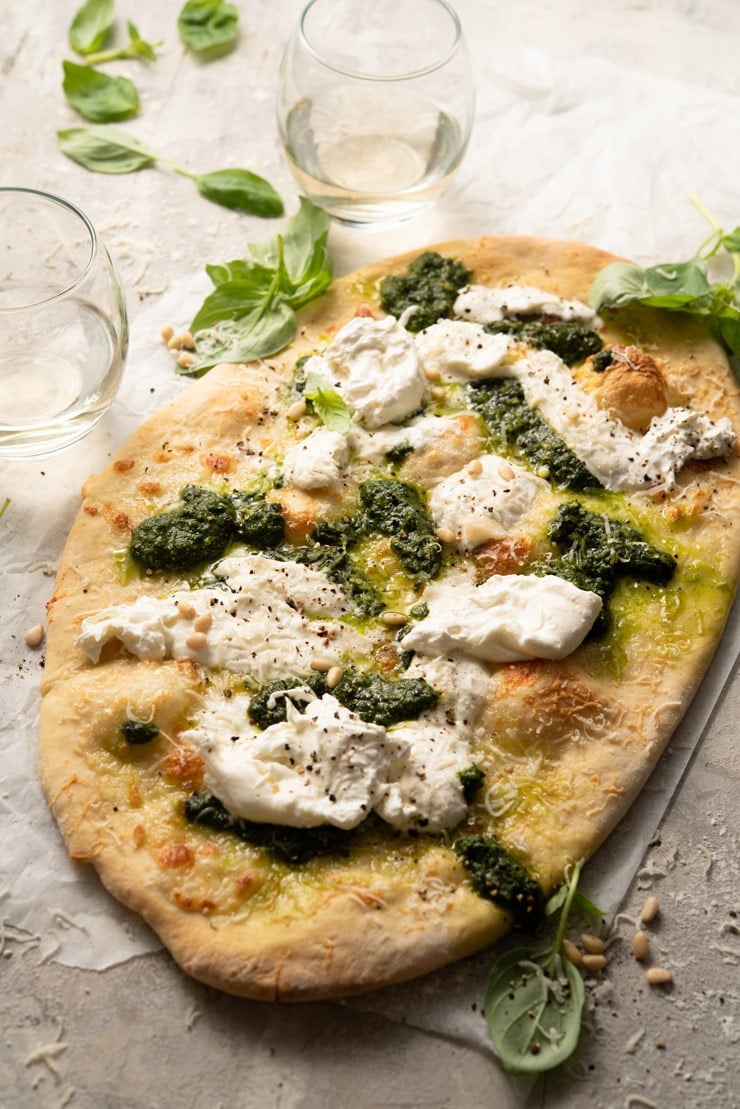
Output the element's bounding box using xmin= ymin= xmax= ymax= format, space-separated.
xmin=39 ymin=236 xmax=740 ymax=1001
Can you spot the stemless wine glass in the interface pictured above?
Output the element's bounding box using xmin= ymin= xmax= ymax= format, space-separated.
xmin=0 ymin=187 xmax=128 ymax=460
xmin=277 ymin=0 xmax=475 ymax=227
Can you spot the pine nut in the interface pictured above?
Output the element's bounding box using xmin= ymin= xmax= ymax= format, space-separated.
xmin=193 ymin=612 xmax=212 ymax=632
xmin=326 ymin=666 xmax=343 ymax=689
xmin=430 ymin=386 xmax=446 ymax=401
xmin=160 ymin=325 xmax=174 ymax=342
xmin=381 ymin=612 xmax=407 ymax=627
xmin=581 ymin=954 xmax=607 ymax=972
xmin=632 ymin=930 xmax=650 ymax=961
xmin=177 ymin=602 xmax=196 ymax=619
xmin=562 ymin=939 xmax=583 ymax=968
xmin=286 ymin=399 xmax=307 ymax=421
xmin=499 ymin=462 xmax=515 ymax=480
xmin=467 ymin=458 xmax=483 ymax=476
xmin=436 ymin=527 xmax=455 ymax=544
xmin=645 ymin=967 xmax=673 ymax=985
xmin=424 ymin=366 xmax=441 ymax=382
xmin=310 ymin=658 xmax=332 ymax=672
xmin=640 ymin=896 xmax=660 ymax=923
xmin=167 ymin=334 xmax=184 ymax=350
xmin=180 ymin=331 xmax=196 ymax=350
xmin=177 ymin=352 xmax=194 ymax=369
xmin=24 ymin=624 xmax=44 ymax=648
xmin=580 ymin=933 xmax=605 ymax=955
xmin=186 ymin=632 xmax=208 ymax=651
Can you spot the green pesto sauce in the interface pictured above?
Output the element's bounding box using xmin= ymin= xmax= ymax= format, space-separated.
xmin=484 ymin=318 xmax=603 ymax=366
xmin=468 ymin=378 xmax=601 ymax=491
xmin=379 ymin=252 xmax=471 ymax=332
xmin=359 ymin=478 xmax=441 ymax=583
xmin=120 ymin=719 xmax=159 ymax=745
xmin=128 ymin=485 xmax=285 ymax=574
xmin=453 ymin=834 xmax=543 ymax=925
xmin=247 ymin=668 xmax=439 ymax=731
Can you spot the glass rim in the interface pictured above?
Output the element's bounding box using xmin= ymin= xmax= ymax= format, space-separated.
xmin=298 ymin=0 xmax=463 ymax=81
xmin=0 ymin=186 xmax=99 ymax=314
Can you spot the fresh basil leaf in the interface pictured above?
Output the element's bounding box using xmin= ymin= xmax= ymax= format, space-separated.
xmin=178 ymin=0 xmax=239 ymax=54
xmin=484 ymin=947 xmax=585 ymax=1075
xmin=191 ymin=273 xmax=277 ymax=332
xmin=721 ymin=228 xmax=740 ymax=253
xmin=180 ymin=303 xmax=298 ymax=376
xmin=205 ymin=258 xmax=273 ymax=287
xmin=249 ymin=197 xmax=333 ymax=304
xmin=588 ymin=261 xmax=648 ymax=311
xmin=57 ymin=125 xmax=156 ymax=173
xmin=62 ymin=60 xmax=139 ymax=122
xmin=193 ymin=169 xmax=284 ymax=218
xmin=303 ymin=372 xmax=351 ymax=433
xmin=126 ymin=20 xmax=157 ymax=61
xmin=69 ymin=0 xmax=114 ymax=55
xmin=643 ymin=260 xmax=711 ymax=303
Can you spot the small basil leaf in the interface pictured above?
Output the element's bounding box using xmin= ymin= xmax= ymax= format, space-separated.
xmin=720 ymin=228 xmax=740 ymax=253
xmin=588 ymin=261 xmax=648 ymax=310
xmin=205 ymin=258 xmax=275 ymax=288
xmin=193 ymin=169 xmax=284 ymax=218
xmin=485 ymin=948 xmax=585 ymax=1075
xmin=303 ymin=372 xmax=351 ymax=433
xmin=126 ymin=20 xmax=158 ymax=61
xmin=57 ymin=125 xmax=156 ymax=174
xmin=62 ymin=60 xmax=139 ymax=122
xmin=178 ymin=0 xmax=239 ymax=54
xmin=181 ymin=303 xmax=298 ymax=377
xmin=69 ymin=0 xmax=114 ymax=55
xmin=249 ymin=196 xmax=333 ymax=303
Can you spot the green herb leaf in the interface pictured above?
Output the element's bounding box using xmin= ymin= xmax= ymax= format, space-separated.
xmin=484 ymin=945 xmax=585 ymax=1075
xmin=69 ymin=0 xmax=114 ymax=56
xmin=178 ymin=0 xmax=239 ymax=55
xmin=545 ymin=883 xmax=604 ymax=922
xmin=57 ymin=125 xmax=156 ymax=173
xmin=484 ymin=860 xmax=589 ymax=1075
xmin=184 ymin=199 xmax=334 ymax=377
xmin=62 ymin=60 xmax=139 ymax=122
xmin=84 ymin=21 xmax=160 ymax=65
xmin=0 ymin=497 xmax=10 ymax=520
xmin=192 ymin=169 xmax=284 ymax=217
xmin=589 ymin=197 xmax=740 ymax=372
xmin=303 ymin=372 xmax=351 ymax=433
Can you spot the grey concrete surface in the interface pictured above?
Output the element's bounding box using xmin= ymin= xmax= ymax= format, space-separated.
xmin=1 ymin=0 xmax=739 ymax=1106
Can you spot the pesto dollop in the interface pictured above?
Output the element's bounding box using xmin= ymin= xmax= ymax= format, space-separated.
xmin=484 ymin=318 xmax=603 ymax=366
xmin=247 ymin=668 xmax=439 ymax=730
xmin=120 ymin=718 xmax=159 ymax=745
xmin=184 ymin=792 xmax=352 ymax=865
xmin=360 ymin=478 xmax=442 ymax=583
xmin=528 ymin=502 xmax=677 ymax=634
xmin=380 ymin=251 xmax=471 ymax=332
xmin=468 ymin=378 xmax=602 ymax=492
xmin=457 ymin=764 xmax=485 ymax=803
xmin=129 ymin=485 xmax=284 ymax=572
xmin=454 ymin=834 xmax=543 ymax=925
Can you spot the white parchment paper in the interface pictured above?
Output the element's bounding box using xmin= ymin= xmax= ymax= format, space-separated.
xmin=1 ymin=29 xmax=738 ymax=1060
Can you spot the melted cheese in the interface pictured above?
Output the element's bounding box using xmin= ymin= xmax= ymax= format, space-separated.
xmin=454 ymin=283 xmax=599 ymax=324
xmin=307 ymin=315 xmax=428 ymax=429
xmin=428 ymin=454 xmax=548 ymax=550
xmin=415 ymin=319 xmax=513 ymax=380
xmin=283 ymin=427 xmax=349 ymax=490
xmin=402 ymin=573 xmax=603 ymax=663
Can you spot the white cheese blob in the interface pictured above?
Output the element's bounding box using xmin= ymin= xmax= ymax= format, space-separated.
xmin=428 ymin=454 xmax=548 ymax=550
xmin=77 ymin=554 xmax=368 ymax=680
xmin=282 ymin=427 xmax=349 ymax=490
xmin=454 ymin=284 xmax=599 ymax=325
xmin=516 ymin=349 xmax=737 ymax=492
xmin=415 ymin=319 xmax=513 ymax=380
xmin=402 ymin=574 xmax=603 ymax=663
xmin=308 ymin=315 xmax=428 ymax=428
xmin=375 ymin=654 xmax=490 ymax=833
xmin=347 ymin=413 xmax=468 ymax=464
xmin=184 ymin=692 xmax=400 ymax=830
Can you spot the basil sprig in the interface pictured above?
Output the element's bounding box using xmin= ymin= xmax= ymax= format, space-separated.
xmin=56 ymin=126 xmax=283 ymax=217
xmin=180 ymin=198 xmax=334 ymax=377
xmin=590 ymin=195 xmax=740 ymax=372
xmin=62 ymin=60 xmax=139 ymax=122
xmin=484 ymin=860 xmax=601 ymax=1075
xmin=178 ymin=0 xmax=239 ymax=55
